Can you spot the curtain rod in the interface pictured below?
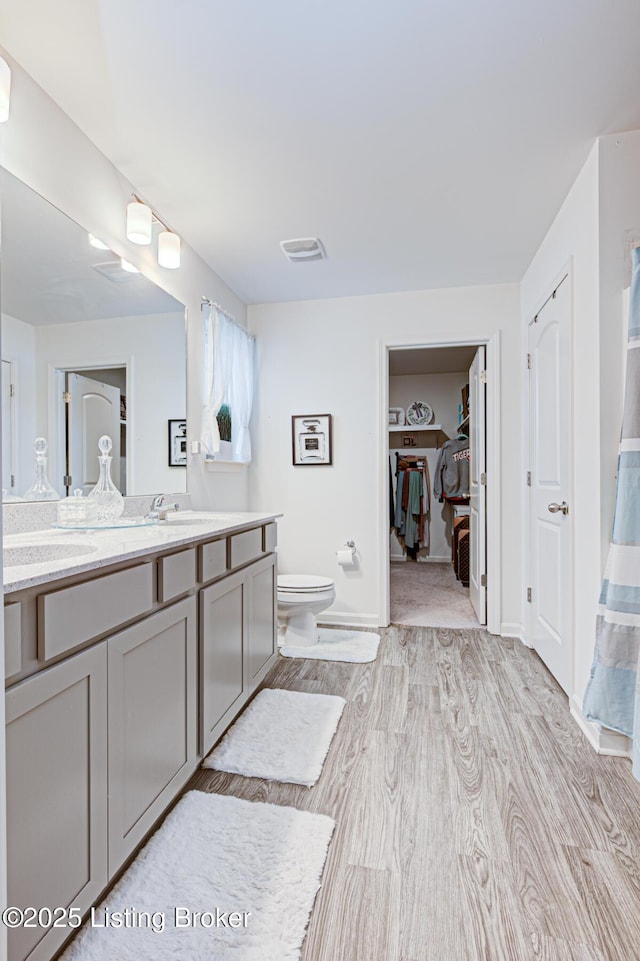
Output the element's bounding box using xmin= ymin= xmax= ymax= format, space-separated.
xmin=200 ymin=297 xmax=255 ymax=340
xmin=201 ymin=297 xmax=257 ymax=345
xmin=200 ymin=297 xmax=236 ymax=323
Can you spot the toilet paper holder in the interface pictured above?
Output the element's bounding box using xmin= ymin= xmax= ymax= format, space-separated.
xmin=336 ymin=540 xmax=357 ymax=564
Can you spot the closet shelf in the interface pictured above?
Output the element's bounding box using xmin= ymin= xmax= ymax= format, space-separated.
xmin=388 ymin=424 xmax=442 ymax=432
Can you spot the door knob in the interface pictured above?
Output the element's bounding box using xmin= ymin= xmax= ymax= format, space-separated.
xmin=548 ymin=501 xmax=569 ymax=515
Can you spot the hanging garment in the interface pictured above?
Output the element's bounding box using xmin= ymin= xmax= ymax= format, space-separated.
xmin=433 ymin=436 xmax=470 ymax=501
xmin=420 ymin=459 xmax=431 ymax=550
xmin=389 ymin=457 xmax=395 ymax=526
xmin=404 ymin=469 xmax=423 ymax=550
xmin=394 ymin=469 xmax=406 ymax=535
xmin=583 ymin=247 xmax=640 ymax=779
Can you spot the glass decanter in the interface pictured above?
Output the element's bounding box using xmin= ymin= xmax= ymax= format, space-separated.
xmin=87 ymin=435 xmax=124 ymax=522
xmin=23 ymin=437 xmax=59 ymax=501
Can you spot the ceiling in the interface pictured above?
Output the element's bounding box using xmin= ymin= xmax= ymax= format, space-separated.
xmin=1 ymin=168 xmax=183 ymax=325
xmin=1 ymin=0 xmax=639 ymax=305
xmin=389 ymin=346 xmax=478 ymax=376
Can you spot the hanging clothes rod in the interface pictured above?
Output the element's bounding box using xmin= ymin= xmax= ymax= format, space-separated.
xmin=528 ymin=271 xmax=569 ymax=326
xmin=395 ymin=451 xmax=427 ymax=474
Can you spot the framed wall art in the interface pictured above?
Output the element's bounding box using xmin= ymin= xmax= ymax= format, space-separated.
xmin=292 ymin=414 xmax=332 ymax=466
xmin=168 ymin=419 xmax=187 ymax=466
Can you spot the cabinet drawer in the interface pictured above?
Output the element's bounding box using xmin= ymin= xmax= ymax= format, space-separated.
xmin=38 ymin=563 xmax=154 ymax=661
xmin=263 ymin=522 xmax=277 ymax=553
xmin=229 ymin=528 xmax=263 ymax=569
xmin=199 ymin=538 xmax=228 ymax=584
xmin=4 ymin=603 xmax=22 ymax=679
xmin=157 ymin=548 xmax=197 ymax=602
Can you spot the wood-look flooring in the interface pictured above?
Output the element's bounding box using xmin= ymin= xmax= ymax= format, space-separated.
xmin=190 ymin=627 xmax=640 ymax=961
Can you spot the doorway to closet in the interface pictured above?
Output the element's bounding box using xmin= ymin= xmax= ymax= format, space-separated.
xmin=387 ymin=344 xmax=488 ymax=629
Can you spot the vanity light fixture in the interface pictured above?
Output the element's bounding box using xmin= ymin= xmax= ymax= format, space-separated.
xmin=0 ymin=56 xmax=11 ymax=123
xmin=126 ymin=199 xmax=153 ymax=245
xmin=88 ymin=233 xmax=110 ymax=250
xmin=158 ymin=230 xmax=181 ymax=269
xmin=125 ymin=193 xmax=182 ymax=269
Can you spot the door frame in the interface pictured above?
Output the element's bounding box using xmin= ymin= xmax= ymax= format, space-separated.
xmin=1 ymin=356 xmax=18 ymax=494
xmin=48 ymin=357 xmax=133 ymax=494
xmin=524 ymin=263 xmax=574 ymax=684
xmin=378 ymin=331 xmax=502 ymax=635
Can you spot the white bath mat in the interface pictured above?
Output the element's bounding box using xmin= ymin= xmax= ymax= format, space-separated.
xmin=280 ymin=627 xmax=380 ymax=663
xmin=202 ymin=688 xmax=346 ymax=786
xmin=61 ymin=791 xmax=334 ymax=961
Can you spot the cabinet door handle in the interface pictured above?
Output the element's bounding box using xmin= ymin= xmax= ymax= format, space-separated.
xmin=548 ymin=501 xmax=569 ymax=515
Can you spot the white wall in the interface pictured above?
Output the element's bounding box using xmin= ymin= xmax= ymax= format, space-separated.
xmin=35 ymin=312 xmax=186 ymax=496
xmin=0 ymin=48 xmax=249 ymax=511
xmin=520 ymin=144 xmax=601 ymax=705
xmin=1 ymin=313 xmax=36 ymax=493
xmin=249 ymin=283 xmax=521 ymax=630
xmin=389 ymin=371 xmax=468 ymax=562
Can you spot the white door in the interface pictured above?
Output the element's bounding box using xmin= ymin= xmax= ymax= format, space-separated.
xmin=469 ymin=346 xmax=487 ymax=624
xmin=528 ymin=275 xmax=571 ymax=692
xmin=67 ymin=372 xmax=121 ymax=495
xmin=2 ymin=359 xmax=15 ymax=494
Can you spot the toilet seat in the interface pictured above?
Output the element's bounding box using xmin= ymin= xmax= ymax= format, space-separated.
xmin=278 ymin=574 xmax=334 ymax=593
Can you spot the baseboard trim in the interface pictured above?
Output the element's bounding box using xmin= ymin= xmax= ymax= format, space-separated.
xmin=390 ymin=555 xmax=451 ymax=564
xmin=319 ymin=612 xmax=381 ymax=629
xmin=500 ymin=623 xmax=529 ymax=645
xmin=570 ymin=695 xmax=632 ymax=758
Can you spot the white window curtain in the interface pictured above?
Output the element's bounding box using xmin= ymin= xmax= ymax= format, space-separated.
xmin=229 ymin=325 xmax=255 ymax=463
xmin=200 ymin=306 xmax=255 ymax=463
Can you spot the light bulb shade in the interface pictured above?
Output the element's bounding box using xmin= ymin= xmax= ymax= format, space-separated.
xmin=126 ymin=200 xmax=152 ymax=244
xmin=158 ymin=230 xmax=181 ymax=269
xmin=0 ymin=57 xmax=11 ymax=123
xmin=120 ymin=258 xmax=139 ymax=274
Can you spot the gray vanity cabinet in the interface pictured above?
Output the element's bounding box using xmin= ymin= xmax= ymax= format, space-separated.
xmin=107 ymin=597 xmax=197 ymax=872
xmin=200 ymin=568 xmax=247 ymax=755
xmin=246 ymin=553 xmax=277 ymax=685
xmin=4 ymin=516 xmax=279 ymax=961
xmin=199 ymin=552 xmax=277 ymax=755
xmin=5 ymin=644 xmax=108 ymax=961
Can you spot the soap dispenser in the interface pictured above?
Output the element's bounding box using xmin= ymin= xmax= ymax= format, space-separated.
xmin=23 ymin=438 xmax=59 ymax=501
xmin=87 ymin=435 xmax=124 ymax=521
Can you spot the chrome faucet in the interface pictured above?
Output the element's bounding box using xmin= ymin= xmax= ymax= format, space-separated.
xmin=147 ymin=494 xmax=180 ymax=521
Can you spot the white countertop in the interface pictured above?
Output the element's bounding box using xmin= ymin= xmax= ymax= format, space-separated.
xmin=3 ymin=511 xmax=280 ymax=594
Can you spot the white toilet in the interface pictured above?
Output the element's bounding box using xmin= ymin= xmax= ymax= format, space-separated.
xmin=277 ymin=574 xmax=336 ymax=647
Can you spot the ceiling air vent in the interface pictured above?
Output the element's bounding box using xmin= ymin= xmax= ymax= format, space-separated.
xmin=91 ymin=261 xmax=138 ymax=283
xmin=280 ymin=237 xmax=326 ymax=263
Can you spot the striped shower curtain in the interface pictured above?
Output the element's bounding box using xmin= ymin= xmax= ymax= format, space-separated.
xmin=583 ymin=246 xmax=640 ymax=778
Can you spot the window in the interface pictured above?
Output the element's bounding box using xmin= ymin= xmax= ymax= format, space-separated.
xmin=201 ymin=306 xmax=255 ymax=463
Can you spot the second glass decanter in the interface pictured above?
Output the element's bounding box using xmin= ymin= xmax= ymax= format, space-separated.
xmin=87 ymin=435 xmax=124 ymax=522
xmin=23 ymin=437 xmax=59 ymax=501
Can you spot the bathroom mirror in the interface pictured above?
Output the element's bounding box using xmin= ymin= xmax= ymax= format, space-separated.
xmin=0 ymin=169 xmax=187 ymax=500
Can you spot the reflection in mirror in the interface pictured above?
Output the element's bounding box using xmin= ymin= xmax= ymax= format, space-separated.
xmin=0 ymin=169 xmax=187 ymax=500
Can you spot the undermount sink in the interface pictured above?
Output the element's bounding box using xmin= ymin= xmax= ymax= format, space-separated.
xmin=164 ymin=512 xmax=247 ymax=526
xmin=3 ymin=543 xmax=99 ymax=567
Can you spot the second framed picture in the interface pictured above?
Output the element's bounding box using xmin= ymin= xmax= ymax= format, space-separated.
xmin=168 ymin=419 xmax=187 ymax=466
xmin=292 ymin=414 xmax=332 ymax=466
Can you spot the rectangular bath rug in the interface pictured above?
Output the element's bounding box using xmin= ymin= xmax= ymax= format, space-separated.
xmin=202 ymin=687 xmax=346 ymax=786
xmin=280 ymin=627 xmax=381 ymax=663
xmin=61 ymin=790 xmax=334 ymax=961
